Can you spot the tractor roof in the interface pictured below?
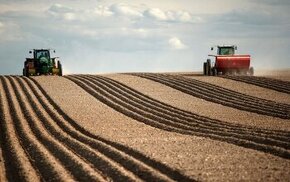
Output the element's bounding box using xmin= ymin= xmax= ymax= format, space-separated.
xmin=217 ymin=45 xmax=236 ymax=48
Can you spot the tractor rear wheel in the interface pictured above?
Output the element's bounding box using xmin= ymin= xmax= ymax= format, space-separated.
xmin=57 ymin=61 xmax=63 ymax=76
xmin=203 ymin=62 xmax=207 ymax=75
xmin=206 ymin=59 xmax=211 ymax=76
xmin=23 ymin=67 xmax=29 ymax=77
xmin=212 ymin=67 xmax=217 ymax=76
xmin=249 ymin=67 xmax=254 ymax=76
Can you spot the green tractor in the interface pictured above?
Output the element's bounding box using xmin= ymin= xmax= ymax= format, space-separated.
xmin=23 ymin=49 xmax=63 ymax=76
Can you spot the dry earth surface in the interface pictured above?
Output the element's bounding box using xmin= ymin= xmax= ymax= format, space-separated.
xmin=0 ymin=70 xmax=290 ymax=181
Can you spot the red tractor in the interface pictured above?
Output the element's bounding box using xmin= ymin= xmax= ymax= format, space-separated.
xmin=203 ymin=45 xmax=254 ymax=76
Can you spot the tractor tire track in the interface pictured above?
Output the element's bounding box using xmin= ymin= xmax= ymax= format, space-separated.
xmin=25 ymin=79 xmax=194 ymax=181
xmin=131 ymin=73 xmax=290 ymax=119
xmin=26 ymin=76 xmax=194 ymax=182
xmin=65 ymin=75 xmax=290 ymax=160
xmin=222 ymin=75 xmax=290 ymax=94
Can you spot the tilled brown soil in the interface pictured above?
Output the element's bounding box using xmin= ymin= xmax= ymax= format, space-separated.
xmin=129 ymin=73 xmax=290 ymax=119
xmin=0 ymin=76 xmax=192 ymax=182
xmin=1 ymin=73 xmax=290 ymax=181
xmin=256 ymin=69 xmax=290 ymax=82
xmin=187 ymin=75 xmax=290 ymax=105
xmin=109 ymin=74 xmax=290 ymax=131
xmin=221 ymin=75 xmax=290 ymax=94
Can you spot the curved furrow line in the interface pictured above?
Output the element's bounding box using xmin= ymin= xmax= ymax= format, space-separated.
xmin=71 ymin=75 xmax=229 ymax=135
xmin=148 ymin=73 xmax=290 ymax=112
xmin=1 ymin=76 xmax=74 ymax=181
xmin=133 ymin=74 xmax=283 ymax=114
xmin=86 ymin=75 xmax=290 ymax=143
xmin=8 ymin=76 xmax=108 ymax=182
xmin=171 ymin=74 xmax=290 ymax=110
xmin=150 ymin=74 xmax=290 ymax=112
xmin=14 ymin=77 xmax=136 ymax=182
xmin=80 ymin=75 xmax=290 ymax=149
xmin=132 ymin=73 xmax=290 ymax=119
xmin=87 ymin=75 xmax=290 ymax=140
xmin=66 ymin=75 xmax=290 ymax=159
xmin=28 ymin=77 xmax=194 ymax=182
xmin=222 ymin=75 xmax=290 ymax=94
xmin=24 ymin=77 xmax=194 ymax=182
xmin=0 ymin=77 xmax=40 ymax=182
xmin=177 ymin=74 xmax=290 ymax=109
xmin=66 ymin=76 xmax=196 ymax=133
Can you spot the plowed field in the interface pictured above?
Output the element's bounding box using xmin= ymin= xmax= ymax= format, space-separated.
xmin=0 ymin=72 xmax=290 ymax=181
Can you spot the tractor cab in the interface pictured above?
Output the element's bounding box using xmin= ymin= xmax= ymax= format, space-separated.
xmin=23 ymin=49 xmax=62 ymax=76
xmin=212 ymin=45 xmax=237 ymax=56
xmin=33 ymin=49 xmax=50 ymax=60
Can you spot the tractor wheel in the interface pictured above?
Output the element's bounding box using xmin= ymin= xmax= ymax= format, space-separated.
xmin=57 ymin=61 xmax=63 ymax=76
xmin=24 ymin=67 xmax=30 ymax=77
xmin=212 ymin=67 xmax=217 ymax=76
xmin=203 ymin=62 xmax=207 ymax=75
xmin=249 ymin=67 xmax=254 ymax=76
xmin=206 ymin=59 xmax=211 ymax=76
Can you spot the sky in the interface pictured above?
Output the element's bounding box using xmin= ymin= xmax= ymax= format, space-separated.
xmin=0 ymin=0 xmax=290 ymax=75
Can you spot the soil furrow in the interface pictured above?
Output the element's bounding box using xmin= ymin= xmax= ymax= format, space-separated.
xmin=71 ymin=75 xmax=207 ymax=132
xmin=88 ymin=75 xmax=290 ymax=143
xmin=9 ymin=76 xmax=107 ymax=181
xmin=137 ymin=74 xmax=283 ymax=114
xmin=25 ymin=76 xmax=194 ymax=182
xmin=0 ymin=77 xmax=40 ymax=182
xmin=175 ymin=74 xmax=290 ymax=109
xmin=92 ymin=75 xmax=290 ymax=139
xmin=132 ymin=73 xmax=290 ymax=119
xmin=28 ymin=78 xmax=194 ymax=182
xmin=93 ymin=75 xmax=290 ymax=142
xmin=66 ymin=75 xmax=290 ymax=159
xmin=179 ymin=75 xmax=290 ymax=108
xmin=222 ymin=75 xmax=290 ymax=94
xmin=155 ymin=74 xmax=290 ymax=111
xmin=14 ymin=79 xmax=139 ymax=181
xmin=2 ymin=76 xmax=68 ymax=181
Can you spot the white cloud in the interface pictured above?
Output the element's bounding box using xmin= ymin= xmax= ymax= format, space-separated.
xmin=144 ymin=8 xmax=197 ymax=23
xmin=49 ymin=3 xmax=74 ymax=14
xmin=63 ymin=12 xmax=77 ymax=21
xmin=48 ymin=3 xmax=79 ymax=21
xmin=144 ymin=8 xmax=168 ymax=21
xmin=94 ymin=5 xmax=114 ymax=17
xmin=0 ymin=21 xmax=25 ymax=42
xmin=168 ymin=37 xmax=187 ymax=50
xmin=110 ymin=3 xmax=143 ymax=18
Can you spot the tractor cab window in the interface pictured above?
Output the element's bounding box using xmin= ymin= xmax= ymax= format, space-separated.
xmin=36 ymin=51 xmax=49 ymax=59
xmin=218 ymin=47 xmax=234 ymax=55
